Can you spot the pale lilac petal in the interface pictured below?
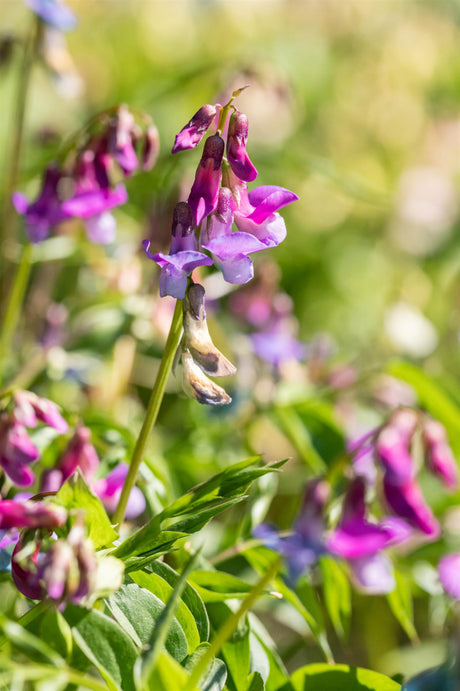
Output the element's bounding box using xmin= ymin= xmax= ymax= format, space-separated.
xmin=349 ymin=553 xmax=396 ymax=594
xmin=247 ymin=186 xmax=299 ymax=224
xmin=25 ymin=0 xmax=77 ymax=31
xmin=203 ymin=232 xmax=266 ymax=259
xmin=85 ymin=212 xmax=116 ymax=244
xmin=214 ymin=254 xmax=254 ymax=284
xmin=251 ymin=328 xmax=306 ymax=367
xmin=235 ymin=213 xmax=287 ymax=247
xmin=439 ymin=553 xmax=460 ymax=599
xmin=93 ymin=464 xmax=146 ymax=519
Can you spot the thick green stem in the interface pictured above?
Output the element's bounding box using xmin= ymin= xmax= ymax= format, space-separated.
xmin=0 ymin=243 xmax=33 ymax=384
xmin=112 ymin=299 xmax=183 ymax=526
xmin=1 ymin=18 xmax=40 ymax=271
xmin=184 ymin=556 xmax=281 ymax=691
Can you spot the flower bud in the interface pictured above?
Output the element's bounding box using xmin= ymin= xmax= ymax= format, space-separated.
xmin=227 ymin=111 xmax=258 ymax=182
xmin=58 ymin=425 xmax=99 ymax=484
xmin=172 ymin=104 xmax=218 ymax=154
xmin=188 ymin=135 xmax=224 ymax=226
xmin=108 ymin=105 xmax=138 ymax=174
xmin=423 ymin=419 xmax=458 ymax=489
xmin=14 ymin=390 xmax=68 ymax=433
xmin=181 ymin=351 xmax=232 ymax=406
xmin=183 ymin=283 xmax=236 ymax=377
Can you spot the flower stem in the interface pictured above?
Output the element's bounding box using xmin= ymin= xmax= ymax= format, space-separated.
xmin=1 ymin=17 xmax=40 ymax=274
xmin=184 ymin=556 xmax=281 ymax=691
xmin=0 ymin=243 xmax=33 ymax=384
xmin=112 ymin=299 xmax=183 ymax=526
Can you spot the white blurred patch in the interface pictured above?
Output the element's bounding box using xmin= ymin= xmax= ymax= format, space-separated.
xmin=385 ymin=302 xmax=438 ymax=357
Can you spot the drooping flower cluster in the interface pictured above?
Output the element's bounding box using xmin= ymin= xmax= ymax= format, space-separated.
xmin=0 ymin=390 xmax=68 ymax=486
xmin=13 ymin=105 xmax=159 ymax=244
xmin=143 ymin=91 xmax=298 ymax=299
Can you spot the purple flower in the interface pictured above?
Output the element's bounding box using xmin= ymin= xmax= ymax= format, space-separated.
xmin=25 ymin=0 xmax=77 ymax=31
xmin=227 ymin=112 xmax=258 ymax=182
xmin=376 ymin=409 xmax=418 ymax=484
xmin=439 ymin=553 xmax=460 ymax=599
xmin=41 ymin=426 xmax=99 ymax=494
xmin=251 ymin=321 xmax=306 ymax=368
xmin=188 ymin=135 xmax=225 ymax=226
xmin=0 ymin=416 xmax=39 ymax=487
xmin=107 ymin=105 xmax=139 ymax=175
xmin=143 ymin=202 xmax=213 ymax=299
xmin=14 ymin=390 xmax=68 ymax=434
xmin=201 ymin=187 xmax=267 ymax=284
xmin=254 ymin=479 xmax=329 ymax=582
xmin=423 ymin=419 xmax=458 ymax=489
xmin=328 ymin=479 xmax=411 ymax=594
xmin=0 ymin=499 xmax=67 ymax=530
xmin=92 ymin=464 xmax=146 ymax=519
xmin=172 ymin=104 xmax=219 ymax=154
xmin=12 ymin=165 xmax=71 ymax=243
xmin=383 ymin=476 xmax=440 ymax=538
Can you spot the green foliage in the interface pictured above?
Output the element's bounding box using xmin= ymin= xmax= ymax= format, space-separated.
xmin=284 ymin=664 xmax=401 ymax=691
xmin=320 ymin=556 xmax=351 ymax=639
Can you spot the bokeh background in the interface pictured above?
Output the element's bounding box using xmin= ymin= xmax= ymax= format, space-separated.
xmin=1 ymin=0 xmax=460 ymax=680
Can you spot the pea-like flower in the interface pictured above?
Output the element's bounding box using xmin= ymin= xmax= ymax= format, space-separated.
xmin=226 ymin=111 xmax=258 ymax=182
xmin=172 ymin=104 xmax=219 ymax=154
xmin=188 ymin=135 xmax=225 ymax=226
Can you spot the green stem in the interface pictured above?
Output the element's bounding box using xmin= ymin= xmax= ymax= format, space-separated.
xmin=0 ymin=243 xmax=33 ymax=384
xmin=1 ymin=18 xmax=40 ymax=269
xmin=184 ymin=557 xmax=281 ymax=691
xmin=112 ymin=299 xmax=183 ymax=526
xmin=0 ymin=600 xmax=50 ymax=650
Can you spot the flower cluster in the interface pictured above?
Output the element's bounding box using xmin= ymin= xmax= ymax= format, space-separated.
xmin=13 ymin=105 xmax=159 ymax=244
xmin=143 ymin=91 xmax=298 ymax=299
xmin=0 ymin=390 xmax=68 ymax=486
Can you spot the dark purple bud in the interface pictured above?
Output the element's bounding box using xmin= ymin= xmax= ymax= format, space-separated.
xmin=142 ymin=124 xmax=160 ymax=170
xmin=12 ymin=536 xmax=45 ymax=600
xmin=227 ymin=112 xmax=258 ymax=182
xmin=188 ymin=135 xmax=224 ymax=226
xmin=170 ymin=202 xmax=196 ymax=254
xmin=172 ymin=104 xmax=218 ymax=154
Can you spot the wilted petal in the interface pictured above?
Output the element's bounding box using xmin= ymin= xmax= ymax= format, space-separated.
xmin=172 ymin=104 xmax=218 ymax=154
xmin=438 ymin=553 xmax=460 ymax=599
xmin=182 ymin=351 xmax=232 ymax=406
xmin=349 ymin=553 xmax=396 ymax=594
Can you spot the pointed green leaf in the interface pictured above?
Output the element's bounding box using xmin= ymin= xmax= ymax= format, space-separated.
xmin=320 ymin=556 xmax=351 ymax=639
xmin=387 ymin=570 xmax=418 ymax=643
xmin=287 ymin=664 xmax=401 ymax=690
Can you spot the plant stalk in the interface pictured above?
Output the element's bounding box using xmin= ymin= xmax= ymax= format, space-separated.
xmin=112 ymin=299 xmax=183 ymax=526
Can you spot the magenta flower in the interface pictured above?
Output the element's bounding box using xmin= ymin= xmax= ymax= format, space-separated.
xmin=12 ymin=165 xmax=71 ymax=243
xmin=0 ymin=417 xmax=39 ymax=486
xmin=383 ymin=476 xmax=440 ymax=538
xmin=423 ymin=419 xmax=458 ymax=489
xmin=42 ymin=426 xmax=99 ymax=493
xmin=376 ymin=409 xmax=418 ymax=484
xmin=0 ymin=499 xmax=67 ymax=531
xmin=188 ymin=135 xmax=225 ymax=226
xmin=25 ymin=0 xmax=77 ymax=31
xmin=143 ymin=202 xmax=212 ymax=299
xmin=92 ymin=464 xmax=146 ymax=519
xmin=107 ymin=105 xmax=139 ymax=174
xmin=172 ymin=104 xmax=219 ymax=154
xmin=201 ymin=187 xmax=267 ymax=284
xmin=439 ymin=553 xmax=460 ymax=599
xmin=226 ymin=112 xmax=258 ymax=182
xmin=14 ymin=390 xmax=68 ymax=434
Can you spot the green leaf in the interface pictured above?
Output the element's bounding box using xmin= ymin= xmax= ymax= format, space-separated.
xmin=386 ymin=571 xmax=418 ymax=643
xmin=188 ymin=570 xmax=255 ymax=602
xmin=54 ymin=472 xmax=118 ymax=549
xmin=0 ymin=613 xmax=65 ymax=667
xmin=39 ymin=609 xmax=73 ymax=660
xmin=64 ymin=604 xmax=137 ymax=691
xmin=147 ymin=560 xmax=210 ymax=642
xmin=130 ymin=569 xmax=201 ymax=652
xmin=183 ymin=643 xmax=227 ymax=691
xmin=285 ymin=664 xmax=401 ymax=690
xmin=320 ymin=556 xmax=351 ymax=639
xmin=140 ymin=650 xmax=194 ymax=691
xmin=246 ymin=671 xmax=264 ymax=691
xmin=107 ymin=583 xmax=188 ymax=662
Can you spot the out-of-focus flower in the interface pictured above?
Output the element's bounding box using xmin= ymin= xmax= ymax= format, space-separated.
xmin=0 ymin=499 xmax=66 ymax=531
xmin=328 ymin=478 xmax=411 ymax=593
xmin=188 ymin=135 xmax=225 ymax=226
xmin=142 ymin=124 xmax=160 ymax=170
xmin=438 ymin=553 xmax=460 ymax=600
xmin=251 ymin=318 xmax=306 ymax=368
xmin=172 ymin=104 xmax=219 ymax=154
xmin=39 ymin=27 xmax=84 ymax=99
xmin=423 ymin=419 xmax=458 ymax=489
xmin=14 ymin=390 xmax=68 ymax=433
xmin=143 ymin=202 xmax=213 ymax=299
xmin=383 ymin=477 xmax=440 ymax=538
xmin=226 ymin=111 xmax=258 ymax=182
xmin=107 ymin=105 xmax=138 ymax=175
xmin=92 ymin=464 xmax=145 ymax=519
xmin=385 ymin=302 xmax=438 ymax=358
xmin=25 ymin=0 xmax=77 ymax=32
xmin=254 ymin=479 xmax=329 ymax=582
xmin=0 ymin=416 xmax=39 ymax=487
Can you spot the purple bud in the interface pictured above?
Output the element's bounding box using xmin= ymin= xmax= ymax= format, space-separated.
xmin=188 ymin=135 xmax=224 ymax=226
xmin=383 ymin=476 xmax=440 ymax=537
xmin=12 ymin=536 xmax=45 ymax=600
xmin=142 ymin=124 xmax=160 ymax=170
xmin=58 ymin=426 xmax=99 ymax=483
xmin=14 ymin=391 xmax=68 ymax=434
xmin=172 ymin=104 xmax=218 ymax=154
xmin=170 ymin=202 xmax=196 ymax=253
xmin=376 ymin=426 xmax=414 ymax=484
xmin=227 ymin=112 xmax=258 ymax=182
xmin=423 ymin=419 xmax=458 ymax=489
xmin=108 ymin=106 xmax=138 ymax=175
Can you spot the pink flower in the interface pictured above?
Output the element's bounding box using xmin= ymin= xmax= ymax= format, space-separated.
xmin=226 ymin=111 xmax=258 ymax=182
xmin=172 ymin=104 xmax=219 ymax=154
xmin=188 ymin=135 xmax=225 ymax=226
